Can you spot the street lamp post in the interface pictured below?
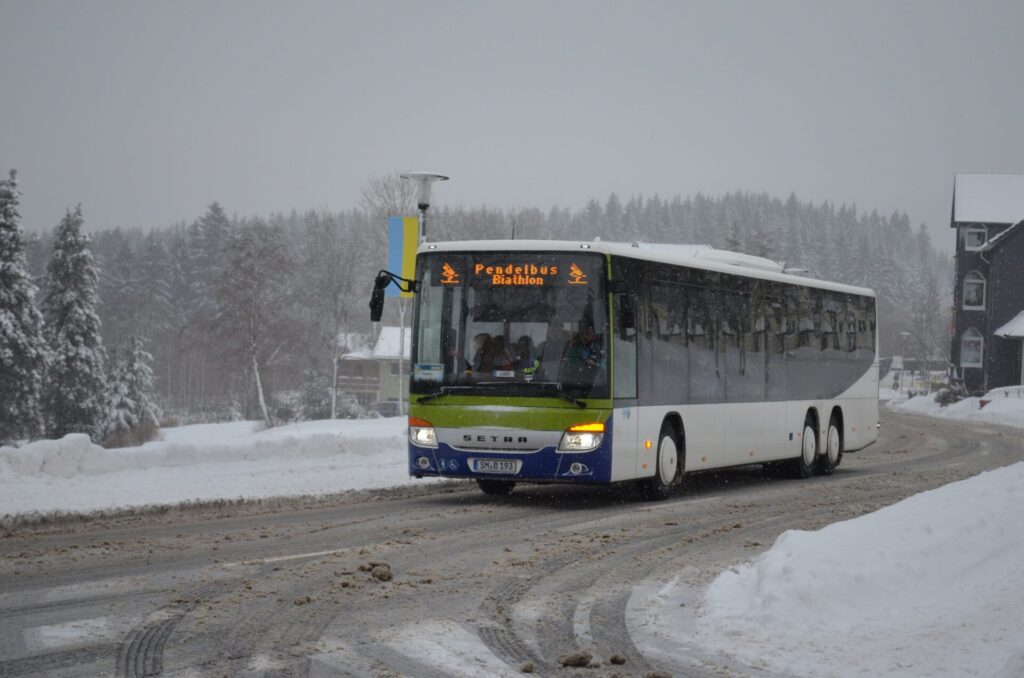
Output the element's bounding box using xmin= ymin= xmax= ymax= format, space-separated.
xmin=900 ymin=331 xmax=910 ymax=396
xmin=394 ymin=172 xmax=449 ymax=415
xmin=400 ymin=172 xmax=449 ymax=243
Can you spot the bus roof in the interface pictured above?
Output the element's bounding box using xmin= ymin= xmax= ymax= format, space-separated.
xmin=418 ymin=239 xmax=876 ymax=298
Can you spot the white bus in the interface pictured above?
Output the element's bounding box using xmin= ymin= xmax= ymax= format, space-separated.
xmin=376 ymin=239 xmax=878 ymax=499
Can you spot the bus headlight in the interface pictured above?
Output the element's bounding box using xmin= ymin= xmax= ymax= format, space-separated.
xmin=558 ymin=422 xmax=605 ymax=452
xmin=409 ymin=417 xmax=437 ymax=448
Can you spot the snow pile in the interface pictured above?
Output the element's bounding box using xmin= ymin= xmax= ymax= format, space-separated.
xmin=0 ymin=418 xmax=424 ymax=517
xmin=889 ymin=387 xmax=1024 ymax=429
xmin=877 ymin=385 xmax=903 ymax=401
xmin=689 ymin=462 xmax=1024 ymax=677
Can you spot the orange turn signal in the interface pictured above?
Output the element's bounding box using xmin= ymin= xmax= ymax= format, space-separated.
xmin=568 ymin=422 xmax=605 ymax=433
xmin=409 ymin=416 xmax=433 ymax=428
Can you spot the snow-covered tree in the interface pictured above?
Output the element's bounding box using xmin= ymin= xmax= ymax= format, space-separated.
xmin=188 ymin=202 xmax=232 ymax=312
xmin=131 ymin=231 xmax=174 ymax=351
xmin=0 ymin=170 xmax=47 ymax=444
xmin=216 ymin=220 xmax=294 ymax=427
xmin=103 ymin=349 xmax=133 ymax=440
xmin=104 ymin=336 xmax=159 ymax=446
xmin=299 ymin=211 xmax=366 ymax=419
xmin=43 ymin=206 xmax=107 ymax=439
xmin=99 ymin=238 xmax=138 ymax=347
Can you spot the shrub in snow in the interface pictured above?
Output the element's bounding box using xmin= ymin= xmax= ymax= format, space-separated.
xmin=934 ymin=385 xmax=964 ymax=408
xmin=337 ymin=392 xmax=367 ymax=419
xmin=296 ymin=370 xmax=332 ymax=420
xmin=102 ymin=338 xmax=160 ymax=448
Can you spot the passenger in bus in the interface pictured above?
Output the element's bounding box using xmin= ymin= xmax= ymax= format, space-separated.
xmin=513 ymin=335 xmax=537 ymax=373
xmin=443 ymin=328 xmax=469 ymax=374
xmin=561 ymin=322 xmax=605 ymax=392
xmin=534 ymin=325 xmax=569 ymax=380
xmin=471 ymin=333 xmax=492 ymax=372
xmin=483 ymin=336 xmax=515 ymax=372
xmin=565 ymin=322 xmax=605 ymax=370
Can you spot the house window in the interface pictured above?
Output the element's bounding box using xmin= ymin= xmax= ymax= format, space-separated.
xmin=962 ymin=271 xmax=986 ymax=309
xmin=964 ymin=226 xmax=987 ymax=250
xmin=960 ymin=328 xmax=983 ymax=368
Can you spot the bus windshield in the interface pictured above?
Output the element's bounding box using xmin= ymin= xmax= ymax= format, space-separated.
xmin=411 ymin=252 xmax=609 ymax=399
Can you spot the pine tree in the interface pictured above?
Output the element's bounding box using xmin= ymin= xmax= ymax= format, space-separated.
xmin=185 ymin=202 xmax=233 ymax=331
xmin=104 ymin=337 xmax=159 ymax=446
xmin=0 ymin=170 xmax=48 ymax=444
xmin=43 ymin=206 xmax=107 ymax=439
xmin=126 ymin=336 xmax=159 ymax=429
xmin=99 ymin=238 xmax=137 ymax=348
xmin=135 ymin=232 xmax=173 ymax=341
xmin=104 ymin=348 xmax=134 ymax=441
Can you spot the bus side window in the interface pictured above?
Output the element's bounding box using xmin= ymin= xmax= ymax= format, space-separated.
xmin=855 ymin=297 xmax=868 ymax=353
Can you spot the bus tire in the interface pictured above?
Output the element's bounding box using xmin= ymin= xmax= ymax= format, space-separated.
xmin=476 ymin=479 xmax=516 ymax=496
xmin=790 ymin=413 xmax=817 ymax=479
xmin=817 ymin=414 xmax=843 ymax=475
xmin=639 ymin=421 xmax=680 ymax=501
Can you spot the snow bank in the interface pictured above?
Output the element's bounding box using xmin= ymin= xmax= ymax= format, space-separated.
xmin=889 ymin=389 xmax=1024 ymax=429
xmin=662 ymin=463 xmax=1024 ymax=677
xmin=0 ymin=418 xmax=428 ymax=517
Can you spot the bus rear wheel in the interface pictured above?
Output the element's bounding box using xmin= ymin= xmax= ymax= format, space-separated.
xmin=789 ymin=414 xmax=817 ymax=479
xmin=816 ymin=414 xmax=843 ymax=475
xmin=639 ymin=422 xmax=680 ymax=501
xmin=476 ymin=479 xmax=516 ymax=496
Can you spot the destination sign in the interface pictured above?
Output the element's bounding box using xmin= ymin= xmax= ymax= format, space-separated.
xmin=474 ymin=262 xmax=559 ymax=286
xmin=427 ymin=254 xmax=599 ymax=289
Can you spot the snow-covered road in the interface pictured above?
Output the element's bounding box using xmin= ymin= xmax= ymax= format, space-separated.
xmin=3 ymin=406 xmax=1023 ymax=676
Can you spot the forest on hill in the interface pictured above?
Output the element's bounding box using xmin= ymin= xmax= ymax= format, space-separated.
xmin=17 ymin=183 xmax=950 ymax=425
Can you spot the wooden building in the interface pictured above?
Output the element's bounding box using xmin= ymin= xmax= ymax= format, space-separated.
xmin=949 ymin=173 xmax=1024 ymax=392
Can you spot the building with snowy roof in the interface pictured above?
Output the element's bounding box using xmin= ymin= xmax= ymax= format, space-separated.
xmin=950 ymin=173 xmax=1024 ymax=392
xmin=337 ymin=327 xmax=410 ymax=409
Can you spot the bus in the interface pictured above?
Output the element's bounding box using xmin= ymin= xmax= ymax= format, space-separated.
xmin=374 ymin=239 xmax=878 ymax=499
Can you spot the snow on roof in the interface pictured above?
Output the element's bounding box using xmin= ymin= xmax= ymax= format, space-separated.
xmin=995 ymin=310 xmax=1024 ymax=338
xmin=630 ymin=242 xmax=785 ymax=273
xmin=371 ymin=326 xmax=412 ymax=360
xmin=981 ymin=219 xmax=1023 ymax=252
xmin=953 ymin=173 xmax=1024 ymax=225
xmin=337 ymin=332 xmax=370 ymax=352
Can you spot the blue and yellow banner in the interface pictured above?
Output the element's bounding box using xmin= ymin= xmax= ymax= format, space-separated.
xmin=386 ymin=216 xmax=418 ymax=298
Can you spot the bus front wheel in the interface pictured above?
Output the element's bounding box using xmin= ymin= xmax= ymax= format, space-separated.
xmin=477 ymin=479 xmax=516 ymax=496
xmin=639 ymin=422 xmax=680 ymax=501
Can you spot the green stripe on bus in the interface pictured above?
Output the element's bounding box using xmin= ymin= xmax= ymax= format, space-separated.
xmin=409 ymin=398 xmax=612 ymax=430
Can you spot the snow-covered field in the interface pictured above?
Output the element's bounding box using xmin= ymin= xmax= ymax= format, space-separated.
xmin=0 ymin=417 xmax=427 ymax=517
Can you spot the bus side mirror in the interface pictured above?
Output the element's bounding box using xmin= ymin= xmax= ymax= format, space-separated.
xmin=369 ymin=273 xmax=390 ymax=322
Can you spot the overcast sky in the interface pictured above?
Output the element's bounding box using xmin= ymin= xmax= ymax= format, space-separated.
xmin=2 ymin=0 xmax=1022 ymax=252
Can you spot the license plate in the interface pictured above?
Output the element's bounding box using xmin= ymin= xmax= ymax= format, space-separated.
xmin=470 ymin=458 xmax=522 ymax=474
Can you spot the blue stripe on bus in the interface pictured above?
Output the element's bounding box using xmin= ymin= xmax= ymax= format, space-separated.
xmin=409 ymin=417 xmax=615 ymax=483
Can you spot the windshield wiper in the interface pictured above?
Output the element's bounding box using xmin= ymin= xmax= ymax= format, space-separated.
xmin=531 ymin=382 xmax=587 ymax=409
xmin=496 ymin=381 xmax=586 ymax=408
xmin=415 ymin=386 xmax=475 ymax=404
